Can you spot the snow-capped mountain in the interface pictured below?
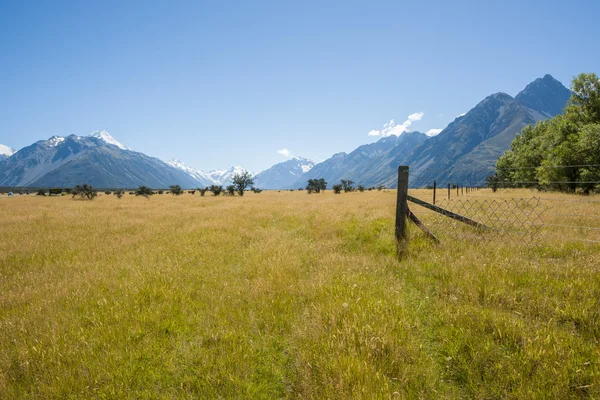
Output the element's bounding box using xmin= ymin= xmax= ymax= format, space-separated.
xmin=166 ymin=159 xmax=214 ymax=187
xmin=0 ymin=144 xmax=16 ymax=161
xmin=253 ymin=157 xmax=315 ymax=189
xmin=90 ymin=130 xmax=130 ymax=150
xmin=0 ymin=132 xmax=204 ymax=188
xmin=208 ymin=166 xmax=251 ymax=186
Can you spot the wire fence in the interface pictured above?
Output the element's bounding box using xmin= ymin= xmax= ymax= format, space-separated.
xmin=406 ymin=165 xmax=600 ymax=247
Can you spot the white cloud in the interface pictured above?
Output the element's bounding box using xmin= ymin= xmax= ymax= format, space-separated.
xmin=407 ymin=112 xmax=424 ymax=122
xmin=277 ymin=148 xmax=292 ymax=157
xmin=368 ymin=112 xmax=424 ymax=137
xmin=426 ymin=128 xmax=443 ymax=137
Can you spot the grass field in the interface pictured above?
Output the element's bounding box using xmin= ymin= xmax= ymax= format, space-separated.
xmin=1 ymin=190 xmax=600 ymax=399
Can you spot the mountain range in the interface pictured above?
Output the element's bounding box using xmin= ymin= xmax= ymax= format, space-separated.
xmin=0 ymin=74 xmax=571 ymax=190
xmin=296 ymin=74 xmax=570 ymax=188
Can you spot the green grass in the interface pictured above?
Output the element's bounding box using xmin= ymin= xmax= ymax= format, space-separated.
xmin=1 ymin=190 xmax=599 ymax=398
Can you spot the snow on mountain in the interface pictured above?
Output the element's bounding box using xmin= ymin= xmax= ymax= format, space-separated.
xmin=253 ymin=157 xmax=316 ymax=189
xmin=166 ymin=159 xmax=214 ymax=186
xmin=46 ymin=136 xmax=65 ymax=147
xmin=0 ymin=144 xmax=16 ymax=157
xmin=208 ymin=166 xmax=251 ymax=186
xmin=89 ymin=130 xmax=130 ymax=150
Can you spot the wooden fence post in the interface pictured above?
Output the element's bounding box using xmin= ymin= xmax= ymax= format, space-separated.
xmin=395 ymin=166 xmax=409 ymax=259
xmin=447 ymin=184 xmax=450 ymax=200
xmin=433 ymin=180 xmax=436 ymax=205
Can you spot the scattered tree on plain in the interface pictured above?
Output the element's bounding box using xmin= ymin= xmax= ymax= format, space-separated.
xmin=306 ymin=178 xmax=327 ymax=193
xmin=341 ymin=179 xmax=354 ymax=192
xmin=209 ymin=185 xmax=223 ymax=196
xmin=136 ymin=186 xmax=153 ymax=198
xmin=72 ymin=184 xmax=97 ymax=200
xmin=232 ymin=170 xmax=254 ymax=196
xmin=332 ymin=184 xmax=343 ymax=194
xmin=169 ymin=185 xmax=183 ymax=195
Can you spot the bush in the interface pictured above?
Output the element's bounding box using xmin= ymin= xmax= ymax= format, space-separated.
xmin=209 ymin=185 xmax=223 ymax=196
xmin=158 ymin=190 xmax=164 ymax=195
xmin=226 ymin=185 xmax=236 ymax=196
xmin=71 ymin=184 xmax=97 ymax=200
xmin=36 ymin=189 xmax=46 ymax=196
xmin=114 ymin=190 xmax=124 ymax=199
xmin=306 ymin=178 xmax=327 ymax=194
xmin=358 ymin=185 xmax=365 ymax=192
xmin=341 ymin=179 xmax=354 ymax=192
xmin=199 ymin=188 xmax=208 ymax=196
xmin=251 ymin=188 xmax=263 ymax=193
xmin=105 ymin=191 xmax=112 ymax=195
xmin=169 ymin=185 xmax=183 ymax=195
xmin=136 ymin=186 xmax=153 ymax=198
xmin=189 ymin=190 xmax=196 ymax=195
xmin=332 ymin=184 xmax=343 ymax=194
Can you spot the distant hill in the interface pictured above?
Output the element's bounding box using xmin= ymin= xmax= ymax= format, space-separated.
xmin=399 ymin=74 xmax=571 ymax=187
xmin=297 ymin=74 xmax=571 ymax=188
xmin=0 ymin=132 xmax=204 ymax=189
xmin=296 ymin=131 xmax=427 ymax=188
xmin=253 ymin=157 xmax=315 ymax=189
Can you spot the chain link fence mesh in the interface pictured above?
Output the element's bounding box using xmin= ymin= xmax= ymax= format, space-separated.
xmin=412 ymin=197 xmax=546 ymax=245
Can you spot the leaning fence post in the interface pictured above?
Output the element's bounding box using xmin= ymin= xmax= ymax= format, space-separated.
xmin=395 ymin=166 xmax=409 ymax=259
xmin=433 ymin=180 xmax=436 ymax=205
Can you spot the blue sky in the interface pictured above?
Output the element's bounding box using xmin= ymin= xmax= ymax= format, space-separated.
xmin=1 ymin=0 xmax=599 ymax=173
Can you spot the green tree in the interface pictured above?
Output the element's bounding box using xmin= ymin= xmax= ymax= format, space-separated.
xmin=169 ymin=185 xmax=183 ymax=195
xmin=332 ymin=184 xmax=342 ymax=194
xmin=71 ymin=184 xmax=97 ymax=200
xmin=136 ymin=186 xmax=153 ymax=198
xmin=341 ymin=179 xmax=354 ymax=192
xmin=495 ymin=73 xmax=600 ymax=194
xmin=209 ymin=185 xmax=223 ymax=196
xmin=226 ymin=185 xmax=236 ymax=196
xmin=232 ymin=170 xmax=254 ymax=196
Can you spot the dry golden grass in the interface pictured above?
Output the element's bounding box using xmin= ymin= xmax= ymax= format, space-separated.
xmin=1 ymin=189 xmax=599 ymax=399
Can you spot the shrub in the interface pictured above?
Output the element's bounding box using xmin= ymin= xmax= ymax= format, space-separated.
xmin=105 ymin=191 xmax=112 ymax=195
xmin=358 ymin=185 xmax=365 ymax=192
xmin=226 ymin=185 xmax=236 ymax=196
xmin=136 ymin=186 xmax=153 ymax=198
xmin=114 ymin=190 xmax=124 ymax=199
xmin=71 ymin=184 xmax=97 ymax=200
xmin=199 ymin=188 xmax=208 ymax=196
xmin=209 ymin=185 xmax=223 ymax=196
xmin=158 ymin=190 xmax=164 ymax=195
xmin=341 ymin=179 xmax=354 ymax=192
xmin=306 ymin=178 xmax=327 ymax=194
xmin=36 ymin=189 xmax=46 ymax=196
xmin=251 ymin=188 xmax=263 ymax=193
xmin=189 ymin=190 xmax=196 ymax=195
xmin=169 ymin=185 xmax=183 ymax=195
xmin=332 ymin=184 xmax=343 ymax=194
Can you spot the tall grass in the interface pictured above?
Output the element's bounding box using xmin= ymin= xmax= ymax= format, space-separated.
xmin=1 ymin=190 xmax=599 ymax=398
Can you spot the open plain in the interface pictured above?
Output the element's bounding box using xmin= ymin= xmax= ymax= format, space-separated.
xmin=1 ymin=190 xmax=599 ymax=399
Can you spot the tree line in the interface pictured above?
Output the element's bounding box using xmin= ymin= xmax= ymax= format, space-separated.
xmin=490 ymin=73 xmax=600 ymax=194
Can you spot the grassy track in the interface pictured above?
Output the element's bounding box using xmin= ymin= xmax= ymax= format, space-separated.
xmin=1 ymin=190 xmax=599 ymax=399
